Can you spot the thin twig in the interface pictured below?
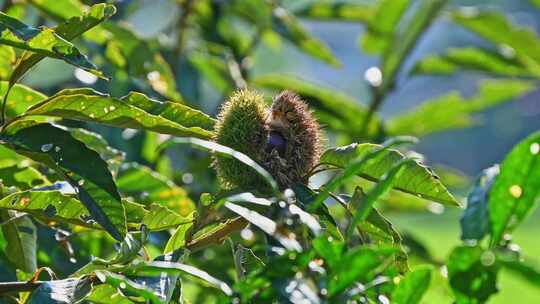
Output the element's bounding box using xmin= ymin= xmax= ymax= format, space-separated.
xmin=361 ymin=0 xmax=449 ymax=136
xmin=173 ymin=0 xmax=194 ymax=75
xmin=225 ymin=51 xmax=247 ymax=89
xmin=0 ymin=276 xmax=100 ymax=295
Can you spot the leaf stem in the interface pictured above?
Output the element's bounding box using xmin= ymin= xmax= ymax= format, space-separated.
xmin=0 ymin=85 xmax=13 ymax=128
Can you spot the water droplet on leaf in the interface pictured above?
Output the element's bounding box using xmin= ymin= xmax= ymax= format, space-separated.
xmin=41 ymin=143 xmax=53 ymax=152
xmin=509 ymin=185 xmax=522 ymax=198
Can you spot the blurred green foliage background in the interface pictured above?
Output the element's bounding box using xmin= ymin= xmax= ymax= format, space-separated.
xmin=1 ymin=0 xmax=540 ymax=302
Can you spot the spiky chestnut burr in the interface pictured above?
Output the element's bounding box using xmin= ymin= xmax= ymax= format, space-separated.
xmin=263 ymin=91 xmax=322 ymax=188
xmin=212 ymin=89 xmax=269 ymax=190
xmin=213 ymin=89 xmax=322 ymax=191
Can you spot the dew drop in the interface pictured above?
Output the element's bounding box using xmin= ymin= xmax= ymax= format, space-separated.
xmin=74 ymin=68 xmax=98 ymax=84
xmin=103 ymin=107 xmax=109 ymax=114
xmin=119 ymin=282 xmax=126 ymax=289
xmin=182 ymin=173 xmax=193 ymax=184
xmin=54 ymin=146 xmax=61 ymax=152
xmin=498 ymin=44 xmax=516 ymax=59
xmin=146 ymin=71 xmax=160 ymax=81
xmin=480 ymin=251 xmax=496 ymax=266
xmin=530 ymin=143 xmax=540 ymax=155
xmin=509 ymin=185 xmax=522 ymax=198
xmin=109 ymin=106 xmax=116 ymax=111
xmin=364 ymin=66 xmax=383 ymax=87
xmin=41 ymin=143 xmax=53 ymax=152
xmin=240 ymin=228 xmax=254 ymax=241
xmin=69 ymin=257 xmax=77 ymax=263
xmin=427 ymin=202 xmax=444 ymax=214
xmin=78 ymin=179 xmax=85 ymax=186
xmin=89 ymin=113 xmax=95 ymax=118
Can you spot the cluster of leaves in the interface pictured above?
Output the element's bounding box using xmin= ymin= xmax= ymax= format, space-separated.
xmin=0 ymin=0 xmax=538 ymax=303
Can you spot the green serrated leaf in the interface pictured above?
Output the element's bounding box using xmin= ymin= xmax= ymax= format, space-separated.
xmin=164 ymin=212 xmax=195 ymax=253
xmin=361 ymin=0 xmax=411 ymax=54
xmin=0 ymin=82 xmax=47 ymax=120
xmin=447 ymin=246 xmax=499 ymax=303
xmin=27 ymin=0 xmax=84 ymax=21
xmin=387 ymin=79 xmax=535 ymax=137
xmin=452 ymin=9 xmax=540 ymax=76
xmin=2 ymin=123 xmax=127 ymax=241
xmin=15 ymin=88 xmax=213 ymax=139
xmin=327 ymin=247 xmax=398 ymax=297
xmin=0 ymin=164 xmax=49 ymax=189
xmin=9 ymin=3 xmax=115 ymax=87
xmin=117 ymin=163 xmax=195 ymax=216
xmin=95 ymin=271 xmax=163 ymax=304
xmin=498 ymin=254 xmax=540 ymax=289
xmin=412 ymin=47 xmax=533 ymax=77
xmin=69 ymin=127 xmax=125 ymax=174
xmin=122 ymin=92 xmax=215 ymax=131
xmin=489 ymin=131 xmax=540 ymax=246
xmin=392 ymin=265 xmax=432 ymax=304
xmin=321 ymin=142 xmax=459 ymax=206
xmin=0 ymin=189 xmax=156 ymax=231
xmin=0 ymin=210 xmax=37 ymax=273
xmin=379 ymin=0 xmax=448 ymax=94
xmin=296 ymin=2 xmax=374 ymax=22
xmin=0 ymin=45 xmax=15 ymax=80
xmin=272 ymin=4 xmax=340 ymax=66
xmin=0 ymin=11 xmax=103 ymax=78
xmin=142 ymin=204 xmax=193 ymax=231
xmin=347 ymin=160 xmax=414 ymax=239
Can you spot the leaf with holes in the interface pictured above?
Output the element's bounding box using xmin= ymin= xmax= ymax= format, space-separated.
xmin=0 ymin=164 xmax=49 ymax=189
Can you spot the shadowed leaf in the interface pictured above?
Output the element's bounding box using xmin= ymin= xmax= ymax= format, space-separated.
xmin=2 ymin=123 xmax=126 ymax=240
